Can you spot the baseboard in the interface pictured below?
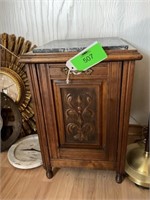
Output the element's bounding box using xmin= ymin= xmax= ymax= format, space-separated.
xmin=128 ymin=124 xmax=144 ymax=144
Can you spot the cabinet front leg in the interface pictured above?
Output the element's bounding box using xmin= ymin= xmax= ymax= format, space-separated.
xmin=115 ymin=173 xmax=125 ymax=183
xmin=46 ymin=167 xmax=53 ymax=179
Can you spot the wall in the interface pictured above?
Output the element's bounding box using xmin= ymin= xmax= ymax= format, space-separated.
xmin=0 ymin=0 xmax=149 ymax=125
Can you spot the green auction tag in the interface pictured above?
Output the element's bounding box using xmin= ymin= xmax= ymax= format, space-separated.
xmin=66 ymin=41 xmax=107 ymax=71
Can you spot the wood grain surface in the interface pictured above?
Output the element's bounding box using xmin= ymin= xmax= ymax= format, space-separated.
xmin=0 ymin=0 xmax=149 ymax=124
xmin=0 ymin=152 xmax=150 ymax=200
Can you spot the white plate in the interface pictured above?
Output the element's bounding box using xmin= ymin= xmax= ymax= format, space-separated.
xmin=7 ymin=134 xmax=43 ymax=169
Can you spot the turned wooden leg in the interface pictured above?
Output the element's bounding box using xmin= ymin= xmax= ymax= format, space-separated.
xmin=46 ymin=168 xmax=53 ymax=179
xmin=115 ymin=173 xmax=125 ymax=183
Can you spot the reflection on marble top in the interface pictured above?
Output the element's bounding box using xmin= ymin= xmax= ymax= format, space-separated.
xmin=33 ymin=37 xmax=130 ymax=53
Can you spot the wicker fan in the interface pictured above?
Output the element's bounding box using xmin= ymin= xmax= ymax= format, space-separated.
xmin=0 ymin=33 xmax=37 ymax=137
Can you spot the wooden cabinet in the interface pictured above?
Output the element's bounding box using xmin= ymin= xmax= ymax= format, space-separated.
xmin=20 ymin=38 xmax=142 ymax=183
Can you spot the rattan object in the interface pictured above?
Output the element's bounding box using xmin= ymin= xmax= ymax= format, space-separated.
xmin=0 ymin=33 xmax=37 ymax=137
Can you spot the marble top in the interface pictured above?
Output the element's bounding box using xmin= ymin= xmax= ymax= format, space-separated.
xmin=33 ymin=37 xmax=130 ymax=53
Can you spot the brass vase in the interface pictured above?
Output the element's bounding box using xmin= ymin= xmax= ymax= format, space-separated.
xmin=125 ymin=117 xmax=150 ymax=188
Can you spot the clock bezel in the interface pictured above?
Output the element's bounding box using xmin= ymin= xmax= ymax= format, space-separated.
xmin=0 ymin=67 xmax=25 ymax=104
xmin=0 ymin=32 xmax=37 ymax=137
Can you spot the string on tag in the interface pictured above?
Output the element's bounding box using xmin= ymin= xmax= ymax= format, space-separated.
xmin=66 ymin=69 xmax=71 ymax=84
xmin=0 ymin=44 xmax=19 ymax=59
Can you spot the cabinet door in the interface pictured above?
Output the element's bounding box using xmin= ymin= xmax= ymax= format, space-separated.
xmin=51 ymin=62 xmax=121 ymax=161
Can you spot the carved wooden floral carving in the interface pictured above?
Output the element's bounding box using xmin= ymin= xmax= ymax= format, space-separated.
xmin=62 ymin=88 xmax=97 ymax=143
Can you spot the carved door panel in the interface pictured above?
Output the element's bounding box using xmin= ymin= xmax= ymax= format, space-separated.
xmin=52 ymin=63 xmax=121 ymax=161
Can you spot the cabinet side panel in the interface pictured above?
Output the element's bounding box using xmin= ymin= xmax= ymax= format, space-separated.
xmin=117 ymin=61 xmax=135 ymax=176
xmin=26 ymin=64 xmax=52 ymax=170
xmin=36 ymin=64 xmax=59 ymax=159
xmin=107 ymin=62 xmax=122 ymax=161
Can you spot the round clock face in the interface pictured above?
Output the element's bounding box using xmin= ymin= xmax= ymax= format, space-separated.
xmin=0 ymin=68 xmax=24 ymax=103
xmin=7 ymin=135 xmax=42 ymax=169
xmin=0 ymin=73 xmax=18 ymax=102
